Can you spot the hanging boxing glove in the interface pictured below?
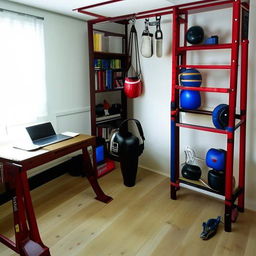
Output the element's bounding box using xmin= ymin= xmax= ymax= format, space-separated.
xmin=140 ymin=19 xmax=153 ymax=58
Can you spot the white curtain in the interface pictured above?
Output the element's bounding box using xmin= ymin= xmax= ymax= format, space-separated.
xmin=0 ymin=10 xmax=47 ymax=136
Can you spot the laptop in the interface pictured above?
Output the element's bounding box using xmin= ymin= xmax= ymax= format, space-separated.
xmin=26 ymin=122 xmax=72 ymax=147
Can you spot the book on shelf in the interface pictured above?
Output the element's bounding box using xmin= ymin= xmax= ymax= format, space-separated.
xmin=113 ymin=72 xmax=124 ymax=89
xmin=110 ymin=59 xmax=122 ymax=69
xmin=95 ymin=69 xmax=120 ymax=91
xmin=93 ymin=33 xmax=108 ymax=52
xmin=95 ymin=71 xmax=98 ymax=90
xmin=93 ymin=33 xmax=103 ymax=51
xmin=94 ymin=59 xmax=122 ymax=70
xmin=106 ymin=69 xmax=113 ymax=89
xmin=96 ymin=126 xmax=115 ymax=140
xmin=108 ymin=36 xmax=123 ymax=54
xmin=97 ymin=70 xmax=104 ymax=91
xmin=113 ymin=78 xmax=124 ymax=89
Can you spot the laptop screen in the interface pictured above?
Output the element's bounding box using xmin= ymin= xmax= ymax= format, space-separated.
xmin=26 ymin=122 xmax=56 ymax=141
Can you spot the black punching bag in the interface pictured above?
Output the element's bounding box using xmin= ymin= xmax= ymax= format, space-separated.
xmin=110 ymin=119 xmax=145 ymax=187
xmin=119 ymin=132 xmax=140 ymax=187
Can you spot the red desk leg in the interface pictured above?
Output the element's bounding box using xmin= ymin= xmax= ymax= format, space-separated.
xmin=82 ymin=146 xmax=113 ymax=203
xmin=2 ymin=163 xmax=50 ymax=256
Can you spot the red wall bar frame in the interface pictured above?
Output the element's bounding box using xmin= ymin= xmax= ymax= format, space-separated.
xmin=74 ymin=0 xmax=249 ymax=233
xmin=74 ymin=0 xmax=235 ymax=23
xmin=169 ymin=0 xmax=248 ymax=233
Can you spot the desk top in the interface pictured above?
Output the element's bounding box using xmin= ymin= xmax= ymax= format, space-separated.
xmin=0 ymin=134 xmax=95 ymax=168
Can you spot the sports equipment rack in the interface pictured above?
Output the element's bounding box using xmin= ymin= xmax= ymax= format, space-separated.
xmin=74 ymin=0 xmax=250 ymax=232
xmin=170 ymin=0 xmax=249 ymax=232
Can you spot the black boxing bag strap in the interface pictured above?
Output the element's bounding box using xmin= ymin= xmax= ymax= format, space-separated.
xmin=126 ymin=23 xmax=141 ymax=78
xmin=126 ymin=25 xmax=134 ymax=75
xmin=119 ymin=119 xmax=145 ymax=141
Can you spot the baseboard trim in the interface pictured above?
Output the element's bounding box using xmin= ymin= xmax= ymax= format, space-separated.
xmin=139 ymin=164 xmax=169 ymax=177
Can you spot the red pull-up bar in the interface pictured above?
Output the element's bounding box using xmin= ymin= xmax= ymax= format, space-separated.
xmin=73 ymin=0 xmax=236 ymax=23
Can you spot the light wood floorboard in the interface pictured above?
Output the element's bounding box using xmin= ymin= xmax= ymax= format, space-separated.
xmin=0 ymin=167 xmax=255 ymax=256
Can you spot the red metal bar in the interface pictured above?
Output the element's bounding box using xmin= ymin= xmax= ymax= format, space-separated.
xmin=136 ymin=10 xmax=173 ymax=20
xmin=14 ymin=175 xmax=30 ymax=250
xmin=74 ymin=0 xmax=123 ymax=11
xmin=170 ymin=7 xmax=181 ymax=200
xmin=179 ymin=64 xmax=231 ymax=69
xmin=171 ymin=8 xmax=180 ymax=104
xmin=85 ymin=0 xmax=234 ymax=23
xmin=90 ymin=13 xmax=135 ymax=24
xmin=224 ymin=0 xmax=241 ymax=232
xmin=129 ymin=4 xmax=173 ymax=16
xmin=178 ymin=43 xmax=232 ymax=51
xmin=2 ymin=163 xmax=50 ymax=255
xmin=227 ymin=0 xmax=240 ymax=128
xmin=181 ymin=11 xmax=188 ymax=65
xmin=79 ymin=10 xmax=106 ymax=18
xmin=184 ymin=12 xmax=188 ymax=47
xmin=20 ymin=170 xmax=44 ymax=243
xmin=238 ymin=39 xmax=249 ymax=211
xmin=82 ymin=147 xmax=113 ymax=203
xmin=176 ymin=122 xmax=229 ymax=135
xmin=177 ymin=0 xmax=232 ymax=9
xmin=182 ymin=0 xmax=233 ymax=12
xmin=0 ymin=235 xmax=18 ymax=253
xmin=176 ymin=85 xmax=231 ymax=93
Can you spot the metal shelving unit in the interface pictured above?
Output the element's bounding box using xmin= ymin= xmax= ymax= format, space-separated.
xmin=170 ymin=0 xmax=249 ymax=232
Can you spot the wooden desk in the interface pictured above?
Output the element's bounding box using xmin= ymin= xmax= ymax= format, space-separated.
xmin=0 ymin=134 xmax=112 ymax=256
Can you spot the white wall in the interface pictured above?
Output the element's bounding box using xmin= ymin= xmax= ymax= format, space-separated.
xmin=0 ymin=0 xmax=90 ymax=175
xmin=246 ymin=0 xmax=256 ymax=210
xmin=130 ymin=5 xmax=256 ymax=210
xmin=0 ymin=0 xmax=90 ymax=134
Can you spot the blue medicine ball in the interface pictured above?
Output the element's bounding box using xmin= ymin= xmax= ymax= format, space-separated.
xmin=180 ymin=90 xmax=201 ymax=110
xmin=180 ymin=68 xmax=202 ymax=87
xmin=206 ymin=148 xmax=226 ymax=171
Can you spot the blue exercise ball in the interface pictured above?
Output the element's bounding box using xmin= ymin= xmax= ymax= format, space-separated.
xmin=206 ymin=148 xmax=226 ymax=171
xmin=179 ymin=68 xmax=202 ymax=87
xmin=180 ymin=90 xmax=201 ymax=110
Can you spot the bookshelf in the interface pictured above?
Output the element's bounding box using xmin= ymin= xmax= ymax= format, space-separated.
xmin=88 ymin=21 xmax=128 ymax=176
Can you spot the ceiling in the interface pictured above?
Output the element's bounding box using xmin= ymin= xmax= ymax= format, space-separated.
xmin=8 ymin=0 xmax=202 ymax=20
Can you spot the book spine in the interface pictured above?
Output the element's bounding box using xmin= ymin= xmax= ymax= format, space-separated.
xmin=95 ymin=71 xmax=98 ymax=90
xmin=97 ymin=70 xmax=104 ymax=91
xmin=106 ymin=69 xmax=113 ymax=89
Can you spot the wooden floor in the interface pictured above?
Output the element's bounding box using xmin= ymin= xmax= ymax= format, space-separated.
xmin=0 ymin=167 xmax=255 ymax=256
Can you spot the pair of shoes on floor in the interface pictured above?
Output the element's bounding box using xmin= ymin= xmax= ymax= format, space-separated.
xmin=200 ymin=216 xmax=221 ymax=240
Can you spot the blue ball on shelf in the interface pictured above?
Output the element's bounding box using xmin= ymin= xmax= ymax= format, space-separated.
xmin=179 ymin=68 xmax=202 ymax=87
xmin=180 ymin=90 xmax=201 ymax=110
xmin=206 ymin=148 xmax=226 ymax=171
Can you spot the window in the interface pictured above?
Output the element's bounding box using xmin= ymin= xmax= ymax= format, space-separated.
xmin=0 ymin=10 xmax=47 ymax=140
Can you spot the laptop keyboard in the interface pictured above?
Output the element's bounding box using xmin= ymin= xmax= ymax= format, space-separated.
xmin=33 ymin=134 xmax=70 ymax=147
